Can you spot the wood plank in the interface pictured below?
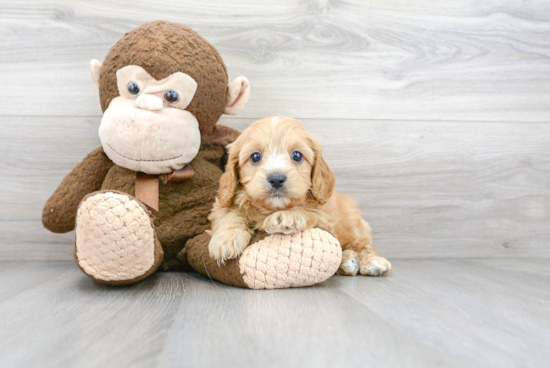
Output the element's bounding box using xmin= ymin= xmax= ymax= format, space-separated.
xmin=1 ymin=260 xmax=549 ymax=367
xmin=0 ymin=267 xmax=187 ymax=368
xmin=0 ymin=0 xmax=549 ymax=121
xmin=0 ymin=263 xmax=466 ymax=368
xmin=1 ymin=116 xmax=549 ymax=260
xmin=0 ymin=221 xmax=75 ymax=261
xmin=0 ymin=261 xmax=73 ymax=302
xmin=155 ymin=273 xmax=466 ymax=368
xmin=331 ymin=259 xmax=550 ymax=368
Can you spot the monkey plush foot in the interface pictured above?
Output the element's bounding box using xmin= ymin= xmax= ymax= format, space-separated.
xmin=186 ymin=228 xmax=342 ymax=289
xmin=74 ymin=191 xmax=163 ymax=285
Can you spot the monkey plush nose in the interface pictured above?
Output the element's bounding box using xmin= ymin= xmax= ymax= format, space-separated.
xmin=136 ymin=94 xmax=164 ymax=111
xmin=268 ymin=173 xmax=286 ymax=189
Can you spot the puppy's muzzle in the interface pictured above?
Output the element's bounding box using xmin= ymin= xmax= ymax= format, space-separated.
xmin=268 ymin=173 xmax=286 ymax=190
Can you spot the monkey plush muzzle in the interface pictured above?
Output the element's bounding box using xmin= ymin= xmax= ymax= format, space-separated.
xmin=135 ymin=94 xmax=163 ymax=111
xmin=99 ymin=96 xmax=201 ymax=175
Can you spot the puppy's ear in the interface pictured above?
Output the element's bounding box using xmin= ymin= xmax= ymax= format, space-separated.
xmin=217 ymin=140 xmax=241 ymax=207
xmin=311 ymin=140 xmax=335 ymax=205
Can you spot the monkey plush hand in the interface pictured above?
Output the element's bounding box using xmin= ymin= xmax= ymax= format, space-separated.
xmin=42 ymin=21 xmax=341 ymax=288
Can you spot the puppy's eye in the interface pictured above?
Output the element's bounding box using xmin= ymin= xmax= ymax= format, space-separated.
xmin=165 ymin=91 xmax=179 ymax=103
xmin=128 ymin=82 xmax=140 ymax=95
xmin=250 ymin=152 xmax=262 ymax=164
xmin=292 ymin=151 xmax=303 ymax=163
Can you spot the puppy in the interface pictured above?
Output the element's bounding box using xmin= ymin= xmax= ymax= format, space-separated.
xmin=208 ymin=116 xmax=392 ymax=276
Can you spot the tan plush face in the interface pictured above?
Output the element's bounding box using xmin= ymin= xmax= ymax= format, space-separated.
xmin=236 ymin=117 xmax=317 ymax=210
xmin=99 ymin=65 xmax=201 ymax=174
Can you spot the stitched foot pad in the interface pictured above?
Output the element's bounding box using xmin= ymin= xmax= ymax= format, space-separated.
xmin=75 ymin=192 xmax=162 ymax=284
xmin=238 ymin=228 xmax=342 ymax=289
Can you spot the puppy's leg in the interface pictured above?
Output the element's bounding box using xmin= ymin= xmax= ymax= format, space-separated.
xmin=332 ymin=194 xmax=392 ymax=276
xmin=353 ymin=220 xmax=392 ymax=276
xmin=262 ymin=210 xmax=308 ymax=235
xmin=337 ymin=249 xmax=360 ymax=276
xmin=208 ymin=206 xmax=252 ymax=261
xmin=261 ymin=209 xmax=332 ymax=235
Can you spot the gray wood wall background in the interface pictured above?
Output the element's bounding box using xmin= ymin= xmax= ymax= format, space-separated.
xmin=1 ymin=0 xmax=549 ymax=261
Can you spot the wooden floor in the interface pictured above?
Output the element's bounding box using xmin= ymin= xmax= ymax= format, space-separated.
xmin=1 ymin=2 xmax=549 ymax=367
xmin=1 ymin=259 xmax=549 ymax=368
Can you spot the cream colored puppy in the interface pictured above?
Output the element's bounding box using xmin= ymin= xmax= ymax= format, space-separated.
xmin=208 ymin=116 xmax=392 ymax=276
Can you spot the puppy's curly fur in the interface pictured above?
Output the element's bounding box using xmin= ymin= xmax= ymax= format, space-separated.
xmin=208 ymin=116 xmax=392 ymax=276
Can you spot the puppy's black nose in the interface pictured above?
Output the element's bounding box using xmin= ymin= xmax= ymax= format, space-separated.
xmin=268 ymin=173 xmax=286 ymax=189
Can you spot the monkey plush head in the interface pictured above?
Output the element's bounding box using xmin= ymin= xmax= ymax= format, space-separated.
xmin=89 ymin=21 xmax=250 ymax=174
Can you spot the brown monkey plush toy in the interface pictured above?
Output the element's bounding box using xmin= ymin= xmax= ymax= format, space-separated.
xmin=42 ymin=21 xmax=341 ymax=288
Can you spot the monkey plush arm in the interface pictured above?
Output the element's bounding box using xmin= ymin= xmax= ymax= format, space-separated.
xmin=200 ymin=124 xmax=240 ymax=171
xmin=42 ymin=147 xmax=114 ymax=233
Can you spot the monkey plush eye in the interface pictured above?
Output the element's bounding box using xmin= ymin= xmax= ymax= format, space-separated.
xmin=127 ymin=82 xmax=140 ymax=95
xmin=165 ymin=91 xmax=179 ymax=103
xmin=250 ymin=152 xmax=262 ymax=164
xmin=292 ymin=151 xmax=303 ymax=163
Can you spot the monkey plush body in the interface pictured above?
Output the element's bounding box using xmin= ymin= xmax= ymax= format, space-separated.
xmin=43 ymin=129 xmax=236 ymax=273
xmin=42 ymin=21 xmax=342 ymax=288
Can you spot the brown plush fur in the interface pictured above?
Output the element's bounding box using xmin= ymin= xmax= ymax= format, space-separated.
xmin=99 ymin=21 xmax=228 ymax=136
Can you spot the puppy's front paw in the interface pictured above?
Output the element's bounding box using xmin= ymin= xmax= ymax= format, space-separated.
xmin=337 ymin=249 xmax=360 ymax=276
xmin=263 ymin=211 xmax=308 ymax=235
xmin=208 ymin=228 xmax=251 ymax=261
xmin=359 ymin=256 xmax=392 ymax=276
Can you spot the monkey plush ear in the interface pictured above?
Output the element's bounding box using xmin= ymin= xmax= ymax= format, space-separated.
xmin=90 ymin=59 xmax=103 ymax=91
xmin=224 ymin=76 xmax=250 ymax=115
